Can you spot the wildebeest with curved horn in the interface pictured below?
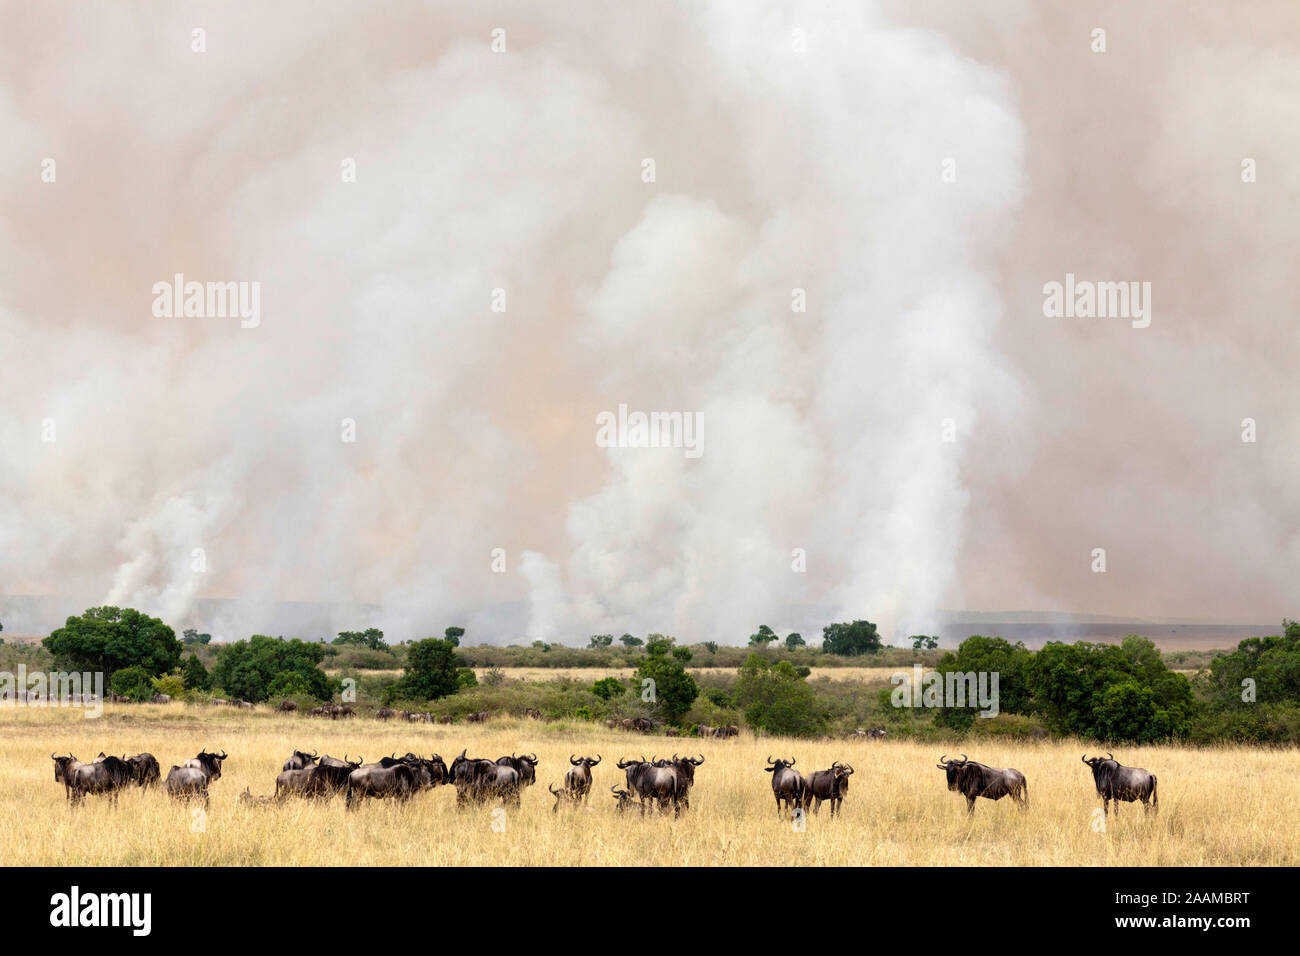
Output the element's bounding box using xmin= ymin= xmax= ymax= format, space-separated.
xmin=166 ymin=750 xmax=228 ymax=808
xmin=282 ymin=749 xmax=319 ymax=771
xmin=126 ymin=752 xmax=161 ymax=788
xmin=345 ymin=760 xmax=420 ymax=808
xmin=496 ymin=753 xmax=539 ymax=788
xmin=52 ymin=753 xmax=133 ymax=805
xmin=936 ymin=754 xmax=1027 ymax=814
xmin=802 ymin=761 xmax=854 ymax=817
xmin=620 ymin=756 xmax=685 ymax=816
xmin=311 ymin=754 xmax=362 ymax=796
xmin=1082 ymin=752 xmax=1157 ymax=816
xmin=564 ymin=754 xmax=601 ymax=803
xmin=764 ymin=756 xmax=803 ymax=819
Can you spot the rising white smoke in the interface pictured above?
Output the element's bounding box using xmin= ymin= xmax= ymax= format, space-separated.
xmin=0 ymin=2 xmax=1294 ymax=643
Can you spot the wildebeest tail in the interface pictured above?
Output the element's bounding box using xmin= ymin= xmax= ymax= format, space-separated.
xmin=1151 ymin=774 xmax=1157 ymax=809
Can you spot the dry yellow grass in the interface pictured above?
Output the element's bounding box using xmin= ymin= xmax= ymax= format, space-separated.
xmin=2 ymin=703 xmax=1296 ymax=866
xmin=324 ymin=667 xmax=920 ymax=683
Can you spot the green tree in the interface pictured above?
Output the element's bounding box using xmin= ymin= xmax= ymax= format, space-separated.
xmin=588 ymin=634 xmax=614 ymax=649
xmin=181 ymin=654 xmax=211 ymax=691
xmin=45 ymin=606 xmax=182 ymax=678
xmin=152 ymin=673 xmax=185 ymax=699
xmin=532 ymin=640 xmax=552 ymax=652
xmin=182 ymin=628 xmax=212 ymax=645
xmin=592 ymin=677 xmax=626 ymax=700
xmin=1204 ymin=620 xmax=1300 ymax=710
xmin=784 ymin=632 xmax=805 ymax=650
xmin=110 ymin=665 xmax=156 ymax=702
xmin=933 ymin=635 xmax=1033 ymax=730
xmin=395 ymin=637 xmax=462 ymax=701
xmin=333 ymin=628 xmax=389 ymax=652
xmin=733 ymin=654 xmax=823 ymax=737
xmin=633 ymin=639 xmax=698 ymax=723
xmin=910 ymin=634 xmax=939 ymax=650
xmin=444 ymin=626 xmax=465 ymax=646
xmin=821 ymin=620 xmax=883 ymax=656
xmin=702 ymin=641 xmax=718 ymax=655
xmin=620 ymin=634 xmax=644 ymax=647
xmin=749 ymin=625 xmax=779 ymax=648
xmin=267 ymin=671 xmax=314 ymax=699
xmin=209 ymin=635 xmax=334 ymax=703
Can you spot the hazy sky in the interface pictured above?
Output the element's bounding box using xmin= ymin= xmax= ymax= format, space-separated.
xmin=1 ymin=1 xmax=1296 ymax=643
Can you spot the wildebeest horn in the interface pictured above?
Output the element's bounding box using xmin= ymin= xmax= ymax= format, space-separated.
xmin=1081 ymin=754 xmax=1089 ymax=763
xmin=51 ymin=752 xmax=56 ymax=759
xmin=571 ymin=754 xmax=581 ymax=765
xmin=843 ymin=763 xmax=854 ymax=774
xmin=938 ymin=754 xmax=950 ymax=766
xmin=310 ymin=749 xmax=318 ymax=758
xmin=218 ymin=750 xmax=228 ymax=759
xmin=527 ymin=753 xmax=537 ymax=763
xmin=591 ymin=754 xmax=601 ymax=765
xmin=693 ymin=755 xmax=704 ymax=764
xmin=766 ymin=755 xmax=775 ymax=765
xmin=1106 ymin=752 xmax=1114 ymax=760
xmin=960 ymin=754 xmax=967 ymax=762
xmin=788 ymin=758 xmax=796 ymax=766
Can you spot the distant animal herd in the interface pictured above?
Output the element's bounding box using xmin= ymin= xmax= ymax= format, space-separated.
xmin=47 ymin=747 xmax=1158 ymax=819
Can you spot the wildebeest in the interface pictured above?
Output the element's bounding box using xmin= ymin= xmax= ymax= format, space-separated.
xmin=713 ymin=724 xmax=739 ymax=739
xmin=311 ymin=754 xmax=363 ymax=796
xmin=764 ymin=756 xmax=803 ymax=819
xmin=438 ymin=714 xmax=454 ymax=725
xmin=165 ymin=750 xmax=228 ymax=808
xmin=496 ymin=753 xmax=539 ymax=788
xmin=564 ymin=754 xmax=601 ymax=802
xmin=610 ymin=784 xmax=638 ymax=814
xmin=450 ymin=750 xmax=521 ymax=807
xmin=238 ymin=787 xmax=275 ymax=807
xmin=525 ymin=707 xmax=542 ymax=720
xmin=276 ymin=699 xmax=298 ymax=713
xmin=936 ymin=754 xmax=1027 ymax=814
xmin=151 ymin=693 xmax=172 ymax=704
xmin=661 ymin=753 xmax=703 ymax=809
xmin=345 ymin=761 xmax=419 ymax=808
xmin=275 ymin=766 xmax=320 ymax=800
xmin=549 ymin=782 xmax=579 ymax=812
xmin=126 ymin=752 xmax=161 ymax=788
xmin=309 ymin=706 xmax=325 ymax=717
xmin=697 ymin=724 xmax=716 ymax=739
xmin=282 ymin=749 xmax=319 ymax=772
xmin=375 ymin=707 xmax=396 ymax=720
xmin=1082 ymin=752 xmax=1157 ymax=816
xmin=380 ymin=752 xmax=449 ymax=789
xmin=466 ymin=710 xmax=489 ymax=723
xmin=605 ymin=718 xmax=619 ymax=730
xmin=234 ymin=700 xmax=254 ymax=710
xmin=618 ymin=756 xmax=684 ymax=816
xmin=51 ymin=753 xmax=133 ymax=805
xmin=802 ymin=761 xmax=854 ymax=816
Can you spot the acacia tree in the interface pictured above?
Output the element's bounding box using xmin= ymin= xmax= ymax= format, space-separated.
xmin=44 ymin=607 xmax=182 ymax=678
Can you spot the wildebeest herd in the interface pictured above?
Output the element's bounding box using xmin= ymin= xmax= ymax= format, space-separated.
xmin=47 ymin=746 xmax=1159 ymax=820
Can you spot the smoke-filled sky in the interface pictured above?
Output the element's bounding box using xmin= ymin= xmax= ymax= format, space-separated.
xmin=1 ymin=1 xmax=1296 ymax=644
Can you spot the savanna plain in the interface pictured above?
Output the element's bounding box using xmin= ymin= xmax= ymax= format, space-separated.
xmin=3 ymin=702 xmax=1296 ymax=866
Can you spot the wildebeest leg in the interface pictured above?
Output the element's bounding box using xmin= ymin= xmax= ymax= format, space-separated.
xmin=966 ymin=795 xmax=976 ymax=814
xmin=811 ymin=796 xmax=821 ymax=815
xmin=775 ymin=794 xmax=784 ymax=819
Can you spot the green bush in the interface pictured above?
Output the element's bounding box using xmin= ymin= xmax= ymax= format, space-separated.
xmin=110 ymin=666 xmax=155 ymax=702
xmin=733 ymin=654 xmax=824 ymax=737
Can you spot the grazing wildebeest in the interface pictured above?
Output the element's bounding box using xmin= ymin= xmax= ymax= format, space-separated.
xmin=375 ymin=707 xmax=396 ymax=720
xmin=276 ymin=699 xmax=297 ymax=713
xmin=868 ymin=727 xmax=887 ymax=739
xmin=52 ymin=753 xmax=133 ymax=805
xmin=525 ymin=707 xmax=542 ymax=720
xmin=127 ymin=752 xmax=161 ymax=788
xmin=438 ymin=714 xmax=454 ymax=725
xmin=664 ymin=728 xmax=680 ymax=737
xmin=634 ymin=717 xmax=654 ymax=733
xmin=309 ymin=706 xmax=325 ymax=717
xmin=381 ymin=753 xmax=448 ymax=789
xmin=1082 ymin=753 xmax=1157 ymax=816
xmin=166 ymin=750 xmax=228 ymax=808
xmin=345 ymin=761 xmax=419 ymax=808
xmin=936 ymin=754 xmax=1027 ymax=814
xmin=697 ymin=725 xmax=716 ymax=739
xmin=605 ymin=718 xmax=619 ymax=730
xmin=803 ymin=762 xmax=854 ymax=816
xmin=564 ymin=755 xmax=602 ymax=802
xmin=235 ymin=700 xmax=254 ymax=710
xmin=620 ymin=718 xmax=637 ymax=732
xmin=151 ymin=694 xmax=172 ymax=704
xmin=282 ymin=749 xmax=319 ymax=772
xmin=211 ymin=698 xmax=228 ymax=707
xmin=764 ymin=756 xmax=803 ymax=819
xmin=466 ymin=710 xmax=489 ymax=723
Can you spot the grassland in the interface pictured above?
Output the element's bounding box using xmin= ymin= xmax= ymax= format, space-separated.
xmin=2 ymin=702 xmax=1296 ymax=866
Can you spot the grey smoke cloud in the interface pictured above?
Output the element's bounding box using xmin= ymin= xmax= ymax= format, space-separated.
xmin=0 ymin=1 xmax=1295 ymax=644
